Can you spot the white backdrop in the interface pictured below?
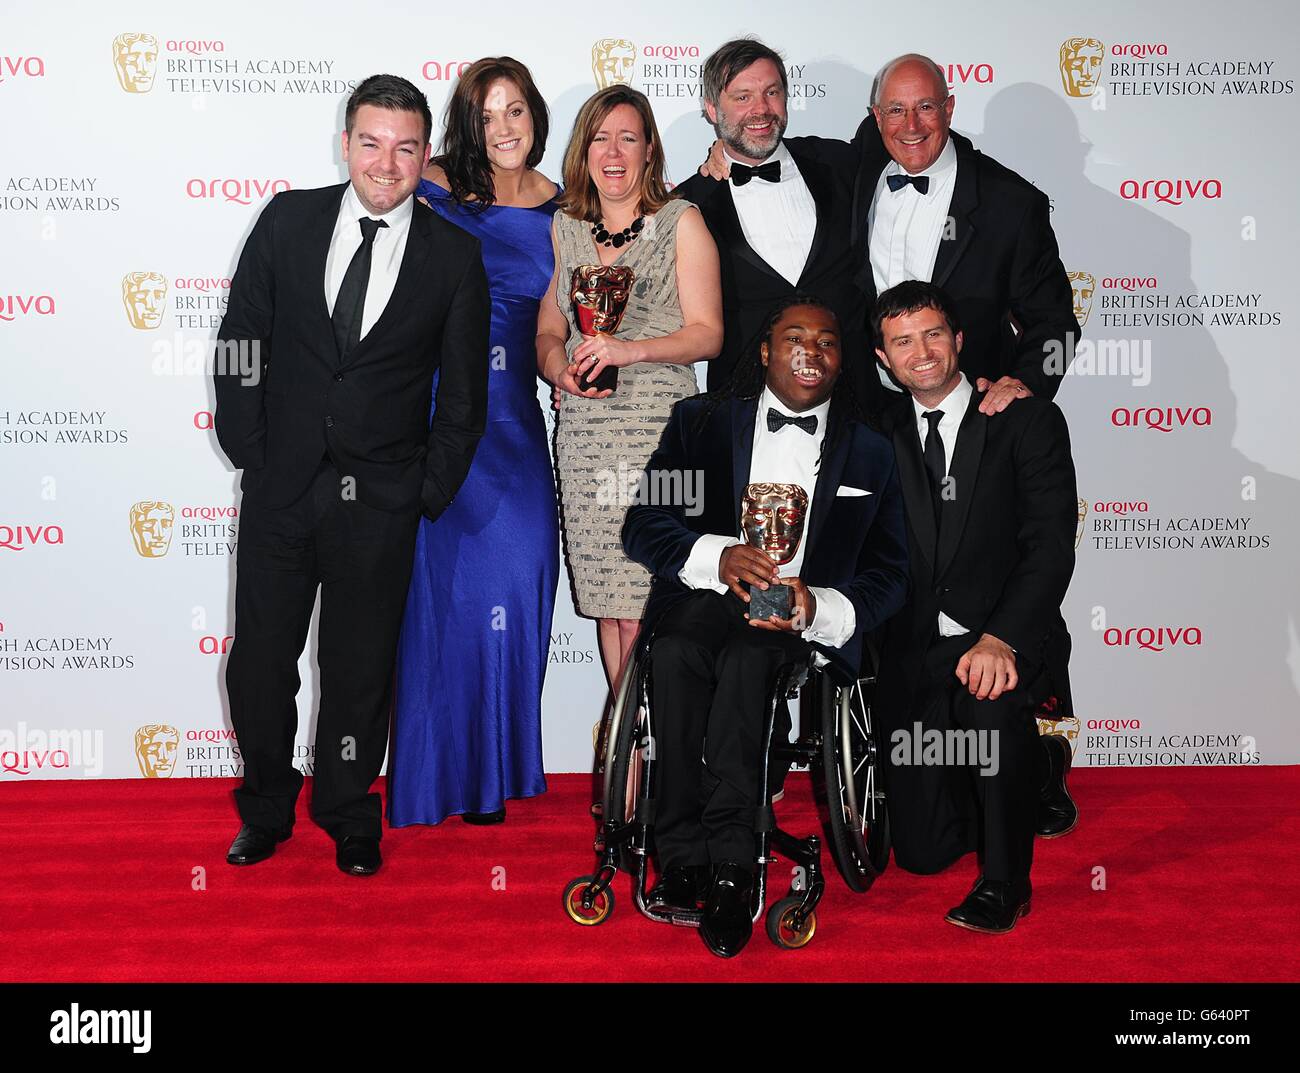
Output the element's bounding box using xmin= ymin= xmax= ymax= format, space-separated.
xmin=2 ymin=0 xmax=1298 ymax=783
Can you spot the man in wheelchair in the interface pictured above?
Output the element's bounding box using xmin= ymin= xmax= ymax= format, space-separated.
xmin=623 ymin=296 xmax=909 ymax=956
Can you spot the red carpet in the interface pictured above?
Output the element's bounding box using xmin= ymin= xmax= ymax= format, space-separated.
xmin=2 ymin=768 xmax=1296 ymax=982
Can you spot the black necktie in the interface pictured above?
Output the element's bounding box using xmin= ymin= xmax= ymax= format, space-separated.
xmin=332 ymin=216 xmax=388 ymax=359
xmin=887 ymin=172 xmax=930 ymax=195
xmin=922 ymin=410 xmax=946 ymax=517
xmin=731 ymin=160 xmax=781 ymax=187
xmin=767 ymin=408 xmax=817 ymax=435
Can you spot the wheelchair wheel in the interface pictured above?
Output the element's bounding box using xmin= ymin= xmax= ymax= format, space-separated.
xmin=822 ymin=676 xmax=890 ymax=891
xmin=563 ymin=875 xmax=614 ymax=926
xmin=765 ymin=896 xmax=817 ymax=949
xmin=601 ymin=654 xmax=646 ymax=842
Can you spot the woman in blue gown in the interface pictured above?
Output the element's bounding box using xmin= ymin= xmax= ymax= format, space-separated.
xmin=389 ymin=57 xmax=559 ymax=826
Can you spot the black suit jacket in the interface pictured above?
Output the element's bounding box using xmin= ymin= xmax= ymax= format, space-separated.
xmin=849 ymin=120 xmax=1079 ymax=400
xmin=878 ymin=381 xmax=1077 ymax=711
xmin=674 ymin=138 xmax=877 ymax=412
xmin=622 ymin=394 xmax=909 ymax=683
xmin=214 ymin=182 xmax=490 ymax=519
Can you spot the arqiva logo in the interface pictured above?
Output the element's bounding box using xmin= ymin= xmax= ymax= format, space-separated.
xmin=185 ymin=178 xmax=290 ymax=205
xmin=1111 ymin=407 xmax=1212 ymax=432
xmin=0 ymin=295 xmax=56 ymax=321
xmin=1103 ymin=626 xmax=1203 ymax=651
xmin=0 ymin=56 xmax=45 ymax=83
xmin=0 ymin=524 xmax=64 ymax=551
xmin=1119 ymin=178 xmax=1222 ymax=204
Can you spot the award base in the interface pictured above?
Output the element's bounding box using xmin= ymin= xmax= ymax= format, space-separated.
xmin=578 ymin=363 xmax=618 ymax=392
xmin=748 ymin=582 xmax=792 ymax=622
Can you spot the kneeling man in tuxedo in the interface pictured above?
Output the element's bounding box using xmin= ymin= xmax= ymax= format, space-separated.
xmin=873 ymin=280 xmax=1077 ymax=933
xmin=623 ymin=297 xmax=909 ymax=957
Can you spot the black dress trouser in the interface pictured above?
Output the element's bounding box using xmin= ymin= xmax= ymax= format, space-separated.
xmin=226 ymin=460 xmax=419 ymax=841
xmin=649 ymin=590 xmax=809 ymax=870
xmin=883 ymin=633 xmax=1048 ymax=882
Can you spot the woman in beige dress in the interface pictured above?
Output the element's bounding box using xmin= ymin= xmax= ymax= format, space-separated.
xmin=536 ymin=85 xmax=723 ymax=690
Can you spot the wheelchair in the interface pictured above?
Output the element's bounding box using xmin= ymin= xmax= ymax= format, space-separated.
xmin=563 ymin=634 xmax=891 ymax=950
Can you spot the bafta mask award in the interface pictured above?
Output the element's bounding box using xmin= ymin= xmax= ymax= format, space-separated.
xmin=570 ymin=264 xmax=634 ymax=393
xmin=741 ymin=482 xmax=810 ymax=621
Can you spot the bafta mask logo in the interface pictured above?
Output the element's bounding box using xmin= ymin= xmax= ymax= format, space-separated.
xmin=592 ymin=38 xmax=636 ymax=88
xmin=1059 ymin=37 xmax=1105 ymax=98
xmin=135 ymin=723 xmax=179 ymax=778
xmin=122 ymin=272 xmax=167 ymax=330
xmin=113 ymin=32 xmax=159 ymax=94
xmin=1076 ymin=498 xmax=1088 ymax=549
xmin=1068 ymin=270 xmax=1095 ymax=327
xmin=129 ymin=500 xmax=175 ymax=558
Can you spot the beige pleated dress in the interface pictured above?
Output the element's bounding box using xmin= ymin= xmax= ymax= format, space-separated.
xmin=552 ymin=197 xmax=699 ymax=619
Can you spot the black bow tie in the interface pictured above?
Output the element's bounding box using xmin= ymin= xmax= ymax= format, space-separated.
xmin=731 ymin=160 xmax=781 ymax=187
xmin=767 ymin=408 xmax=818 ymax=435
xmin=887 ymin=172 xmax=930 ymax=194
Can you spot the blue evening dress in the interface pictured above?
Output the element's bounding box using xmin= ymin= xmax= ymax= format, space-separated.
xmin=388 ymin=177 xmax=560 ymax=825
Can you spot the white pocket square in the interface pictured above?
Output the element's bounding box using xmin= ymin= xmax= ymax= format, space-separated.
xmin=836 ymin=486 xmax=873 ymax=497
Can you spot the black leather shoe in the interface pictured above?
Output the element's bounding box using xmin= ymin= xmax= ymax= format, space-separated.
xmin=647 ymin=865 xmax=711 ymax=912
xmin=944 ymin=877 xmax=1031 ymax=933
xmin=700 ymin=862 xmax=754 ymax=958
xmin=336 ymin=835 xmax=382 ymax=876
xmin=1037 ymin=734 xmax=1078 ymax=838
xmin=226 ymin=823 xmax=291 ymax=866
xmin=461 ymin=807 xmax=506 ymax=825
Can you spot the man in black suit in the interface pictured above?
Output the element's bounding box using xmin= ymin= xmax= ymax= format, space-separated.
xmin=623 ymin=297 xmax=909 ymax=956
xmin=675 ymin=39 xmax=877 ymax=412
xmin=213 ymin=75 xmax=489 ymax=876
xmin=872 ymin=280 xmax=1076 ymax=933
xmin=851 ymin=54 xmax=1079 ymax=414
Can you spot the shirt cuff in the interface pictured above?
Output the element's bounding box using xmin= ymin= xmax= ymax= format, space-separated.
xmin=803 ymin=585 xmax=856 ymax=649
xmin=678 ymin=534 xmax=742 ymax=592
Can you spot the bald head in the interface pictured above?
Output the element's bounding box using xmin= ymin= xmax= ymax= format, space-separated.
xmin=872 ymin=54 xmax=948 ymax=105
xmin=871 ymin=53 xmax=954 ymax=175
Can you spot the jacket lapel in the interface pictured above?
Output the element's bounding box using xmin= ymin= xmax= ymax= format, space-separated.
xmin=850 ymin=113 xmax=890 ymax=250
xmin=931 ymin=132 xmax=979 ymax=288
xmin=730 ymin=396 xmax=759 ymax=522
xmin=339 ymin=197 xmax=435 ymax=369
xmin=804 ymin=402 xmax=851 ymax=558
xmin=934 ymin=386 xmax=987 ymax=579
xmin=704 ymin=180 xmax=788 ymax=285
xmin=889 ymin=403 xmax=936 ymax=572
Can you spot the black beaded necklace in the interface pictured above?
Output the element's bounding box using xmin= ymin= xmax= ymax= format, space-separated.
xmin=590 ymin=214 xmax=645 ymax=249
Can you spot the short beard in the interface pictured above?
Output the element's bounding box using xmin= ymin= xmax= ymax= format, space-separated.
xmin=715 ymin=110 xmax=787 ymax=162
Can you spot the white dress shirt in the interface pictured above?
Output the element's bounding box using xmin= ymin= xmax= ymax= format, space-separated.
xmin=869 ymin=136 xmax=959 ymax=392
xmin=679 ymin=388 xmax=856 ymax=649
xmin=323 ymin=183 xmax=414 ymax=341
xmin=725 ymin=142 xmax=817 ymax=286
xmin=912 ymin=373 xmax=973 ymax=637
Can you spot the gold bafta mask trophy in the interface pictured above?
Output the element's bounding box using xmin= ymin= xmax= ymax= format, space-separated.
xmin=741 ymin=482 xmax=810 ymax=620
xmin=570 ymin=264 xmax=634 ymax=392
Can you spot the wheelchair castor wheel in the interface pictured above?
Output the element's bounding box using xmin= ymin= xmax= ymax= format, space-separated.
xmin=765 ymin=896 xmax=816 ymax=949
xmin=563 ymin=875 xmax=614 ymax=926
